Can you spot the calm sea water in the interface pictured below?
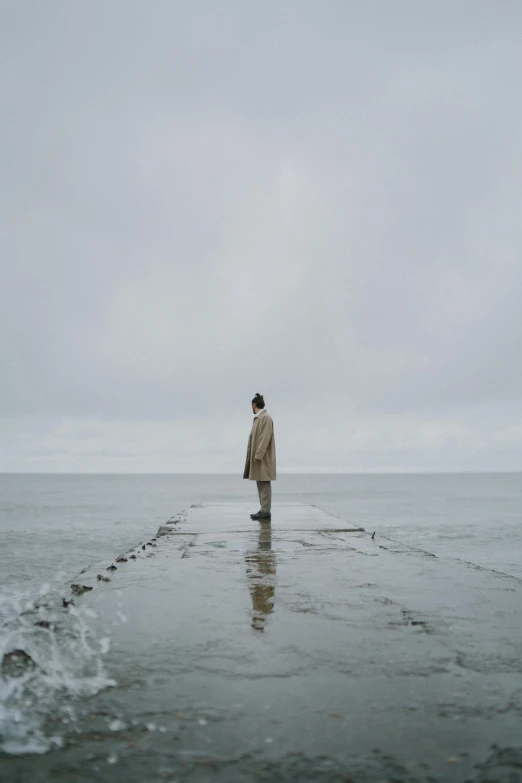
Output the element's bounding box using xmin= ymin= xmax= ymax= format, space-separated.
xmin=2 ymin=472 xmax=521 ymax=594
xmin=1 ymin=472 xmax=521 ymax=756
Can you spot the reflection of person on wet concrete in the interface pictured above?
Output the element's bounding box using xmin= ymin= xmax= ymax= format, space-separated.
xmin=243 ymin=393 xmax=276 ymax=522
xmin=245 ymin=523 xmax=276 ymax=632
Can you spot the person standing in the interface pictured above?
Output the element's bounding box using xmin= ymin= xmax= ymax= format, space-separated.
xmin=243 ymin=393 xmax=276 ymax=521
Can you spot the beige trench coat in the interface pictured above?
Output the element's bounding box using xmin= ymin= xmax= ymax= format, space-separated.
xmin=243 ymin=410 xmax=276 ymax=481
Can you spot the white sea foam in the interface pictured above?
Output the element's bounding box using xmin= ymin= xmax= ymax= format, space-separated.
xmin=0 ymin=580 xmax=116 ymax=755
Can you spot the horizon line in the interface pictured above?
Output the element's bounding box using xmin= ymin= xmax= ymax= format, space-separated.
xmin=1 ymin=470 xmax=521 ymax=477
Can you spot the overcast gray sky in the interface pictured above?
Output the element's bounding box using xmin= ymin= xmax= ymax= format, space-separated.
xmin=1 ymin=1 xmax=522 ymax=473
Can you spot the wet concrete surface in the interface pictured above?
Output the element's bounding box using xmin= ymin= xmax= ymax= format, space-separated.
xmin=4 ymin=504 xmax=522 ymax=782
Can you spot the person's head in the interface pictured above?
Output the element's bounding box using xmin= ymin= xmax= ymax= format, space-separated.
xmin=252 ymin=393 xmax=265 ymax=414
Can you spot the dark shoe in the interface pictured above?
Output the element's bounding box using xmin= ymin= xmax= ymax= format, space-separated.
xmin=256 ymin=512 xmax=271 ymax=521
xmin=250 ymin=510 xmax=263 ymax=519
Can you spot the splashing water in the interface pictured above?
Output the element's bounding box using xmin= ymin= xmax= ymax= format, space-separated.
xmin=0 ymin=578 xmax=115 ymax=754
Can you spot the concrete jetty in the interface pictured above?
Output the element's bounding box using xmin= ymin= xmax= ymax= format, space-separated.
xmin=5 ymin=504 xmax=522 ymax=782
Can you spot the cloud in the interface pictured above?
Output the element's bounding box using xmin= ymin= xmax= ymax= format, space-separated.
xmin=1 ymin=1 xmax=522 ymax=471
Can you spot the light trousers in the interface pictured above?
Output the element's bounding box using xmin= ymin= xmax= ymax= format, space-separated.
xmin=256 ymin=481 xmax=272 ymax=513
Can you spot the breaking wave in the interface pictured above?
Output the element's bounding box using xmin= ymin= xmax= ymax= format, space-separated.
xmin=0 ymin=576 xmax=115 ymax=755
